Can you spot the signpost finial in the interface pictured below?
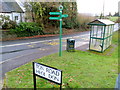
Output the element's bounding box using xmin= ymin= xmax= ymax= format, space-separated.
xmin=59 ymin=5 xmax=63 ymax=11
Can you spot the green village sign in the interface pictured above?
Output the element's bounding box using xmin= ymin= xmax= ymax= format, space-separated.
xmin=49 ymin=5 xmax=68 ymax=56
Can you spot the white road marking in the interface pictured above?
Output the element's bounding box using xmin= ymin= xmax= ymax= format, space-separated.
xmin=1 ymin=34 xmax=89 ymax=48
xmin=0 ymin=40 xmax=51 ymax=48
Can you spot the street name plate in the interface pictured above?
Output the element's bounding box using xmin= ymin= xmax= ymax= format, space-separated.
xmin=49 ymin=17 xmax=61 ymax=20
xmin=33 ymin=62 xmax=62 ymax=85
xmin=49 ymin=12 xmax=61 ymax=15
xmin=62 ymin=14 xmax=68 ymax=18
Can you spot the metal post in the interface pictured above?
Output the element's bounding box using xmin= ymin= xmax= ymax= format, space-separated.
xmin=60 ymin=85 xmax=62 ymax=90
xmin=33 ymin=62 xmax=36 ymax=90
xmin=110 ymin=25 xmax=114 ymax=45
xmin=89 ymin=25 xmax=92 ymax=50
xmin=95 ymin=26 xmax=99 ymax=47
xmin=102 ymin=26 xmax=106 ymax=52
xmin=106 ymin=26 xmax=109 ymax=47
xmin=59 ymin=10 xmax=62 ymax=57
xmin=92 ymin=26 xmax=94 ymax=43
xmin=60 ymin=70 xmax=62 ymax=90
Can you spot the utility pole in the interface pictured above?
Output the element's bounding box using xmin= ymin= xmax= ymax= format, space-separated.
xmin=118 ymin=1 xmax=120 ymax=17
xmin=102 ymin=0 xmax=105 ymax=18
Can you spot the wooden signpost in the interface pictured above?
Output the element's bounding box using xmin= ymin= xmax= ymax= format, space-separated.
xmin=33 ymin=62 xmax=62 ymax=90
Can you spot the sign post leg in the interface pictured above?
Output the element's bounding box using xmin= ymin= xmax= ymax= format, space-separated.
xmin=33 ymin=62 xmax=36 ymax=90
xmin=33 ymin=74 xmax=36 ymax=90
xmin=60 ymin=85 xmax=62 ymax=90
xmin=59 ymin=19 xmax=62 ymax=57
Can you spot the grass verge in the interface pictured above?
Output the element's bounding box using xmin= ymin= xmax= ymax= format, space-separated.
xmin=4 ymin=30 xmax=119 ymax=88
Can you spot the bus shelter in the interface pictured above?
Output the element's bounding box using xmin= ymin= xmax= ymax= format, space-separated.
xmin=88 ymin=19 xmax=115 ymax=52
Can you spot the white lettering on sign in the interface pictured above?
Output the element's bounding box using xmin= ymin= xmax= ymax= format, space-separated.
xmin=34 ymin=62 xmax=62 ymax=84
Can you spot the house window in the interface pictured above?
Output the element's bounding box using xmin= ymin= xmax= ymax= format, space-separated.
xmin=15 ymin=16 xmax=18 ymax=20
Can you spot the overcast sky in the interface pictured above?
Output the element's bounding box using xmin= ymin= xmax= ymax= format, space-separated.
xmin=17 ymin=0 xmax=119 ymax=16
xmin=77 ymin=0 xmax=119 ymax=16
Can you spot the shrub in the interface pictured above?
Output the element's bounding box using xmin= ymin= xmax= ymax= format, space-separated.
xmin=9 ymin=20 xmax=17 ymax=29
xmin=62 ymin=16 xmax=79 ymax=29
xmin=2 ymin=20 xmax=17 ymax=29
xmin=10 ymin=22 xmax=44 ymax=37
xmin=2 ymin=21 xmax=9 ymax=29
xmin=0 ymin=15 xmax=17 ymax=29
xmin=63 ymin=19 xmax=73 ymax=29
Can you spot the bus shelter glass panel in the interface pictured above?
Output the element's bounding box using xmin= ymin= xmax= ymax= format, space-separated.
xmin=89 ymin=25 xmax=104 ymax=52
xmin=102 ymin=25 xmax=114 ymax=51
xmin=90 ymin=26 xmax=104 ymax=38
xmin=90 ymin=38 xmax=103 ymax=51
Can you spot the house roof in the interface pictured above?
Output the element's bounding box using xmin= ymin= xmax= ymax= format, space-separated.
xmin=88 ymin=19 xmax=115 ymax=26
xmin=0 ymin=0 xmax=24 ymax=13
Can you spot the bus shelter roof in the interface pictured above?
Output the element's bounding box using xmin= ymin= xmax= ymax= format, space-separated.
xmin=88 ymin=19 xmax=115 ymax=26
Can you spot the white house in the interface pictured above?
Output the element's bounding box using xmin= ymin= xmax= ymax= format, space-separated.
xmin=0 ymin=0 xmax=24 ymax=24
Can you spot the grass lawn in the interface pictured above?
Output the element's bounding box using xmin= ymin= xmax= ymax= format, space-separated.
xmin=4 ymin=30 xmax=119 ymax=88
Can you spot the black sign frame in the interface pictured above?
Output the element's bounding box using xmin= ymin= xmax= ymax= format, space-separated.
xmin=33 ymin=62 xmax=62 ymax=90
